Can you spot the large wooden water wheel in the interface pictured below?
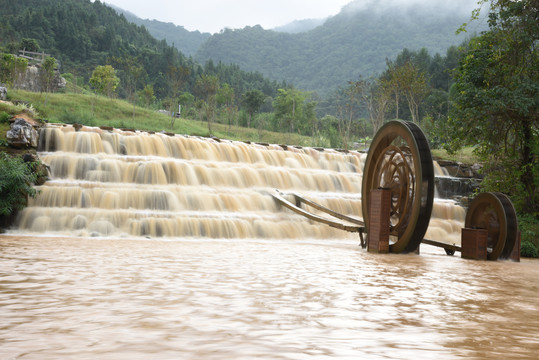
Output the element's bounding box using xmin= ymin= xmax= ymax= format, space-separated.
xmin=465 ymin=192 xmax=518 ymax=260
xmin=362 ymin=120 xmax=435 ymax=253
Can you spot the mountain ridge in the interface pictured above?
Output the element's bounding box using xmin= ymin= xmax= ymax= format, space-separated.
xmin=195 ymin=0 xmax=481 ymax=94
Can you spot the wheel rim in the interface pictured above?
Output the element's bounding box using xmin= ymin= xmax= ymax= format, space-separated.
xmin=493 ymin=192 xmax=518 ymax=259
xmin=465 ymin=192 xmax=509 ymax=260
xmin=362 ymin=120 xmax=434 ymax=253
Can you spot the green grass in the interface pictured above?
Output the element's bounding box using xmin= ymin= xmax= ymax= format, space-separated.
xmin=7 ymin=89 xmax=314 ymax=146
xmin=432 ymin=147 xmax=479 ymax=165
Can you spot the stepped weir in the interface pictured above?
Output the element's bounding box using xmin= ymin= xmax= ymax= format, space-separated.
xmin=11 ymin=122 xmax=466 ymax=246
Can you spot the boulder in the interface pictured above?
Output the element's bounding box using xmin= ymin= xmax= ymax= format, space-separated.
xmin=0 ymin=86 xmax=6 ymax=101
xmin=6 ymin=118 xmax=39 ymax=148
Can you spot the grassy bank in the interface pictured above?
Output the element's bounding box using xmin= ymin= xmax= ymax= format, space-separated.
xmin=432 ymin=147 xmax=478 ymax=165
xmin=6 ymin=89 xmax=315 ymax=146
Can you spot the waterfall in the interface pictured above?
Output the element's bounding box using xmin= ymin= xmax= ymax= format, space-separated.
xmin=12 ymin=124 xmax=464 ymax=243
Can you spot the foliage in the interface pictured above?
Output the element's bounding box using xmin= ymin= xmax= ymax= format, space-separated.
xmin=89 ymin=65 xmax=119 ymax=97
xmin=0 ymin=111 xmax=10 ymax=124
xmin=138 ymin=85 xmax=156 ymax=108
xmin=194 ymin=74 xmax=220 ymax=133
xmin=57 ymin=108 xmax=95 ymax=126
xmin=273 ymin=88 xmax=311 ymax=134
xmin=39 ymin=56 xmax=57 ymax=93
xmin=519 ymin=213 xmax=539 ymax=253
xmin=0 ymin=53 xmax=27 ymax=87
xmin=521 ymin=241 xmax=538 ymax=258
xmin=241 ymin=89 xmax=266 ymax=128
xmin=0 ymin=152 xmax=38 ymax=216
xmin=448 ymin=0 xmax=538 ymax=214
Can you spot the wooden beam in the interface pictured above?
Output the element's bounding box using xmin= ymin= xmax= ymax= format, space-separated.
xmin=271 ymin=191 xmax=363 ymax=233
xmin=291 ymin=192 xmax=364 ymax=226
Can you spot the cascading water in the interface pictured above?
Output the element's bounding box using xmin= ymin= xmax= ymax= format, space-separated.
xmin=10 ymin=124 xmax=465 ymax=244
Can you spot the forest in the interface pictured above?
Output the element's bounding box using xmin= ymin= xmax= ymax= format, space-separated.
xmin=194 ymin=0 xmax=477 ymax=95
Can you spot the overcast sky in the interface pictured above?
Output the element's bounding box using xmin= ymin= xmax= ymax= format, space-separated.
xmin=103 ymin=0 xmax=353 ymax=33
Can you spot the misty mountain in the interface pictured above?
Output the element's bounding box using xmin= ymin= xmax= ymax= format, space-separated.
xmin=195 ymin=0 xmax=482 ymax=95
xmin=272 ymin=18 xmax=327 ymax=33
xmin=108 ymin=4 xmax=211 ymax=57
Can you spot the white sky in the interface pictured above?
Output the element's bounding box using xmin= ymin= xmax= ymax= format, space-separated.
xmin=103 ymin=0 xmax=353 ymax=34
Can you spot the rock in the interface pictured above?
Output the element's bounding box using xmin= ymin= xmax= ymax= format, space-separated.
xmin=17 ymin=65 xmax=66 ymax=92
xmin=22 ymin=153 xmax=38 ymax=162
xmin=0 ymin=86 xmax=6 ymax=101
xmin=157 ymin=109 xmax=172 ymax=116
xmin=6 ymin=118 xmax=39 ymax=148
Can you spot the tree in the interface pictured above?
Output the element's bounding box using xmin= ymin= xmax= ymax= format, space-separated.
xmin=139 ymin=84 xmax=155 ymax=108
xmin=385 ymin=60 xmax=429 ymax=124
xmin=178 ymin=91 xmax=195 ymax=115
xmin=217 ymin=83 xmax=237 ymax=131
xmin=449 ymin=0 xmax=538 ymax=214
xmin=113 ymin=57 xmax=144 ymax=120
xmin=356 ymin=77 xmax=392 ymax=136
xmin=89 ymin=65 xmax=119 ymax=98
xmin=0 ymin=53 xmax=16 ymax=87
xmin=194 ymin=74 xmax=219 ymax=134
xmin=20 ymin=38 xmax=40 ymax=52
xmin=241 ymin=89 xmax=265 ymax=128
xmin=39 ymin=56 xmax=57 ymax=97
xmin=273 ymin=88 xmax=308 ymax=134
xmin=14 ymin=57 xmax=28 ymax=89
xmin=336 ymin=81 xmax=362 ymax=148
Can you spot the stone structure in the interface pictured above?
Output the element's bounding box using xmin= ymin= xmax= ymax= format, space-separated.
xmin=17 ymin=65 xmax=66 ymax=92
xmin=6 ymin=118 xmax=39 ymax=148
xmin=0 ymin=86 xmax=7 ymax=101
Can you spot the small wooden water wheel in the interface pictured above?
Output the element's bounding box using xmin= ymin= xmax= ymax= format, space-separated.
xmin=362 ymin=120 xmax=435 ymax=253
xmin=465 ymin=192 xmax=518 ymax=260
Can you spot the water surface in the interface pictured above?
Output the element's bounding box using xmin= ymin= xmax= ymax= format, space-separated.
xmin=1 ymin=235 xmax=537 ymax=359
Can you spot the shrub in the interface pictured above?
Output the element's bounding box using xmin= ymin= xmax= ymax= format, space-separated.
xmin=0 ymin=111 xmax=10 ymax=123
xmin=521 ymin=241 xmax=538 ymax=258
xmin=58 ymin=108 xmax=95 ymax=126
xmin=519 ymin=214 xmax=539 ymax=247
xmin=0 ymin=152 xmax=39 ymax=216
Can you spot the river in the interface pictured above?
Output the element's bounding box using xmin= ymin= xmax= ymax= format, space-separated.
xmin=1 ymin=235 xmax=538 ymax=359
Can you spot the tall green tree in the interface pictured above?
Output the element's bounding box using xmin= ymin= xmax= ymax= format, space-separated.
xmin=273 ymin=88 xmax=309 ymax=134
xmin=89 ymin=65 xmax=119 ymax=98
xmin=241 ymin=89 xmax=266 ymax=128
xmin=194 ymin=74 xmax=219 ymax=134
xmin=39 ymin=56 xmax=57 ymax=98
xmin=449 ymin=0 xmax=538 ymax=214
xmin=385 ymin=60 xmax=429 ymax=124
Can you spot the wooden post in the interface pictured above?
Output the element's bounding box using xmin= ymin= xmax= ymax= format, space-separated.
xmin=461 ymin=228 xmax=488 ymax=260
xmin=510 ymin=231 xmax=521 ymax=262
xmin=368 ymin=188 xmax=390 ymax=254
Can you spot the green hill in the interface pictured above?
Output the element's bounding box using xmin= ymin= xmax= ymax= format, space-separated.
xmin=109 ymin=5 xmax=211 ymax=57
xmin=0 ymin=0 xmax=282 ymax=102
xmin=195 ymin=0 xmax=481 ymax=95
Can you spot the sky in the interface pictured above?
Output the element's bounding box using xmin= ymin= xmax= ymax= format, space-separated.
xmin=102 ymin=0 xmax=353 ymax=34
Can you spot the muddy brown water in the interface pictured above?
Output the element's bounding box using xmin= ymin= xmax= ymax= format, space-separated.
xmin=1 ymin=235 xmax=538 ymax=359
